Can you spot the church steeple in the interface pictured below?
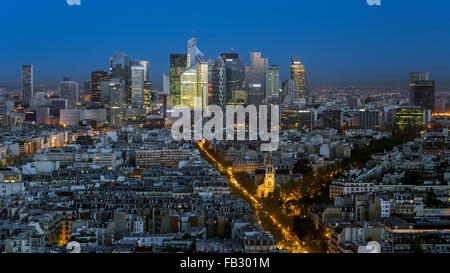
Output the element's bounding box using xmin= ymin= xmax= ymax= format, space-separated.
xmin=258 ymin=152 xmax=275 ymax=197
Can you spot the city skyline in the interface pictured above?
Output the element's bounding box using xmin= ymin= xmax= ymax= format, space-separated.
xmin=1 ymin=0 xmax=450 ymax=87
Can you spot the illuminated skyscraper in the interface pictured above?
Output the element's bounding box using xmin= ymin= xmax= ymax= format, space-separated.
xmin=409 ymin=72 xmax=435 ymax=112
xmin=246 ymin=52 xmax=268 ymax=105
xmin=131 ymin=65 xmax=145 ymax=106
xmin=131 ymin=60 xmax=150 ymax=81
xmin=144 ymin=81 xmax=152 ymax=107
xmin=91 ymin=71 xmax=110 ymax=106
xmin=109 ymin=79 xmax=125 ymax=127
xmin=290 ymin=56 xmax=308 ymax=101
xmin=170 ymin=54 xmax=190 ymax=106
xmin=221 ymin=53 xmax=245 ymax=104
xmin=181 ymin=62 xmax=209 ymax=110
xmin=265 ymin=65 xmax=280 ymax=99
xmin=59 ymin=80 xmax=79 ymax=110
xmin=394 ymin=107 xmax=425 ymax=133
xmin=209 ymin=57 xmax=226 ymax=108
xmin=21 ymin=65 xmax=34 ymax=108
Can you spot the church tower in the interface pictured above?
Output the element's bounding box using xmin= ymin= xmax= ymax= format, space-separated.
xmin=258 ymin=153 xmax=275 ymax=197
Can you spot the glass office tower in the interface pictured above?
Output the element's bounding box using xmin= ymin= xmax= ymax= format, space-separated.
xmin=170 ymin=54 xmax=190 ymax=106
xmin=209 ymin=56 xmax=226 ymax=108
xmin=290 ymin=56 xmax=308 ymax=101
xmin=220 ymin=53 xmax=245 ymax=104
xmin=131 ymin=65 xmax=145 ymax=106
xmin=21 ymin=65 xmax=34 ymax=108
xmin=91 ymin=70 xmax=110 ymax=106
xmin=181 ymin=62 xmax=209 ymax=110
xmin=265 ymin=65 xmax=280 ymax=99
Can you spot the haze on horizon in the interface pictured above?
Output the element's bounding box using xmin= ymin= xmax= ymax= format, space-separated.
xmin=0 ymin=0 xmax=449 ymax=89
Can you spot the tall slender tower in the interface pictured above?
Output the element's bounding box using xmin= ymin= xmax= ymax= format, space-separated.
xmin=209 ymin=56 xmax=226 ymax=108
xmin=91 ymin=71 xmax=110 ymax=106
xmin=131 ymin=65 xmax=145 ymax=106
xmin=290 ymin=56 xmax=307 ymax=101
xmin=246 ymin=52 xmax=268 ymax=105
xmin=221 ymin=53 xmax=245 ymax=104
xmin=21 ymin=65 xmax=34 ymax=108
xmin=265 ymin=65 xmax=280 ymax=99
xmin=170 ymin=54 xmax=190 ymax=106
xmin=409 ymin=72 xmax=435 ymax=111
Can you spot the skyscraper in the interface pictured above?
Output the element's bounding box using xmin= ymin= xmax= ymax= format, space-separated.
xmin=21 ymin=65 xmax=34 ymax=108
xmin=144 ymin=81 xmax=152 ymax=107
xmin=209 ymin=57 xmax=226 ymax=108
xmin=265 ymin=65 xmax=280 ymax=99
xmin=108 ymin=79 xmax=125 ymax=127
xmin=91 ymin=71 xmax=110 ymax=106
xmin=290 ymin=56 xmax=308 ymax=101
xmin=163 ymin=73 xmax=170 ymax=94
xmin=131 ymin=60 xmax=150 ymax=82
xmin=181 ymin=62 xmax=209 ymax=110
xmin=409 ymin=72 xmax=435 ymax=111
xmin=221 ymin=53 xmax=245 ymax=104
xmin=281 ymin=79 xmax=298 ymax=105
xmin=246 ymin=52 xmax=268 ymax=105
xmin=110 ymin=52 xmax=130 ymax=79
xmin=59 ymin=80 xmax=79 ymax=110
xmin=130 ymin=60 xmax=151 ymax=107
xmin=110 ymin=52 xmax=131 ymax=103
xmin=131 ymin=65 xmax=145 ymax=106
xmin=187 ymin=35 xmax=206 ymax=66
xmin=170 ymin=54 xmax=190 ymax=106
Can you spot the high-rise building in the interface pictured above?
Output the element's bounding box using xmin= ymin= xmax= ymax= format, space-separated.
xmin=246 ymin=52 xmax=268 ymax=105
xmin=110 ymin=52 xmax=131 ymax=103
xmin=290 ymin=56 xmax=308 ymax=101
xmin=59 ymin=80 xmax=79 ymax=110
xmin=170 ymin=54 xmax=190 ymax=106
xmin=21 ymin=65 xmax=34 ymax=108
xmin=281 ymin=106 xmax=314 ymax=131
xmin=359 ymin=109 xmax=381 ymax=129
xmin=163 ymin=73 xmax=170 ymax=94
xmin=130 ymin=60 xmax=151 ymax=107
xmin=281 ymin=80 xmax=299 ymax=105
xmin=394 ymin=107 xmax=425 ymax=132
xmin=50 ymin=99 xmax=68 ymax=118
xmin=107 ymin=79 xmax=125 ymax=127
xmin=83 ymin=79 xmax=91 ymax=101
xmin=91 ymin=71 xmax=110 ymax=106
xmin=323 ymin=109 xmax=343 ymax=129
xmin=110 ymin=52 xmax=130 ymax=79
xmin=265 ymin=65 xmax=280 ymax=99
xmin=187 ymin=35 xmax=206 ymax=66
xmin=131 ymin=65 xmax=145 ymax=106
xmin=409 ymin=72 xmax=429 ymax=83
xmin=131 ymin=60 xmax=150 ymax=81
xmin=181 ymin=62 xmax=209 ymax=110
xmin=221 ymin=53 xmax=245 ymax=104
xmin=409 ymin=72 xmax=435 ymax=112
xmin=209 ymin=57 xmax=226 ymax=108
xmin=144 ymin=81 xmax=152 ymax=107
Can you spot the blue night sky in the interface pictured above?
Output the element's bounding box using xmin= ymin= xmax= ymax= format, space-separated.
xmin=0 ymin=0 xmax=449 ymax=88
